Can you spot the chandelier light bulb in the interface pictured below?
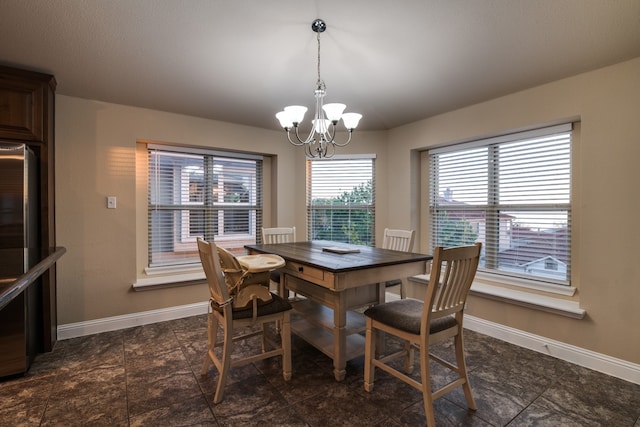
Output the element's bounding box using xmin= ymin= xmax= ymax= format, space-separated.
xmin=312 ymin=118 xmax=331 ymax=134
xmin=322 ymin=103 xmax=346 ymax=123
xmin=275 ymin=111 xmax=293 ymax=129
xmin=284 ymin=105 xmax=307 ymax=125
xmin=341 ymin=113 xmax=363 ymax=130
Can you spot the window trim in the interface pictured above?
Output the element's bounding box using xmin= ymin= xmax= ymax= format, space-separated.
xmin=147 ymin=143 xmax=263 ymax=161
xmin=144 ymin=143 xmax=264 ymax=270
xmin=424 ymin=123 xmax=574 ymax=290
xmin=429 ymin=124 xmax=572 ymax=156
xmin=306 ymin=154 xmax=376 ymax=245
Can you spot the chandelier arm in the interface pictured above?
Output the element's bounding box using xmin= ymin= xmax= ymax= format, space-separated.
xmin=322 ymin=122 xmax=336 ymax=144
xmin=331 ymin=130 xmax=354 ymax=147
xmin=305 ymin=142 xmax=317 ymax=158
xmin=293 ymin=126 xmax=316 ymax=145
xmin=324 ymin=141 xmax=335 ymax=158
xmin=286 ymin=129 xmax=306 ymax=146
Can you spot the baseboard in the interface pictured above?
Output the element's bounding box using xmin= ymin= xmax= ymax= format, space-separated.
xmin=56 ymin=301 xmax=209 ymax=340
xmin=464 ymin=314 xmax=640 ymax=385
xmin=56 ymin=303 xmax=639 ymax=385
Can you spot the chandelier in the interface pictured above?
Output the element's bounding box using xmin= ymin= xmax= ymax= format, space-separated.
xmin=276 ymin=19 xmax=362 ymax=158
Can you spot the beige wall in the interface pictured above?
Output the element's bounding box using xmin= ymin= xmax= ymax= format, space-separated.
xmin=386 ymin=57 xmax=640 ymax=364
xmin=56 ymin=56 xmax=639 ymax=365
xmin=55 ymin=97 xmax=386 ymax=324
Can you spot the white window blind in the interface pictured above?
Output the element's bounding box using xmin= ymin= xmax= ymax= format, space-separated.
xmin=429 ymin=124 xmax=572 ymax=285
xmin=148 ymin=146 xmax=262 ymax=267
xmin=307 ymin=155 xmax=375 ymax=245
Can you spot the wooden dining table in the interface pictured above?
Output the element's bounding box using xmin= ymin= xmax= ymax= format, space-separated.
xmin=245 ymin=240 xmax=431 ymax=381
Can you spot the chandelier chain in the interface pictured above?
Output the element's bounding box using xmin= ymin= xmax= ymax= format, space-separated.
xmin=317 ymin=29 xmax=322 ymax=86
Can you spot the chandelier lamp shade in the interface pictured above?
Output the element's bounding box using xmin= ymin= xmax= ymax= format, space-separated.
xmin=276 ymin=19 xmax=362 ymax=158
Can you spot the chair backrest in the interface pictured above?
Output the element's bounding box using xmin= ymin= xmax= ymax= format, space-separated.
xmin=197 ymin=238 xmax=231 ymax=306
xmin=262 ymin=226 xmax=296 ymax=244
xmin=382 ymin=228 xmax=415 ymax=252
xmin=422 ymin=243 xmax=482 ymax=326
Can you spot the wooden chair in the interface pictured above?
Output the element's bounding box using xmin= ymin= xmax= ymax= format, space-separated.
xmin=363 ymin=243 xmax=482 ymax=426
xmin=262 ymin=226 xmax=296 ymax=244
xmin=197 ymin=238 xmax=292 ymax=404
xmin=381 ymin=228 xmax=415 ymax=298
xmin=261 ymin=227 xmax=296 ymax=296
xmin=382 ymin=228 xmax=415 ymax=252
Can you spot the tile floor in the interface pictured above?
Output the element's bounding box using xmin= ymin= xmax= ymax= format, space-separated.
xmin=1 ymin=303 xmax=639 ymax=426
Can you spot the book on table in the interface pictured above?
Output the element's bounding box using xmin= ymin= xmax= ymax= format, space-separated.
xmin=322 ymin=246 xmax=361 ymax=254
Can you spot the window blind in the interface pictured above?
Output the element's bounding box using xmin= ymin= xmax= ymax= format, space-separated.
xmin=148 ymin=146 xmax=262 ymax=267
xmin=307 ymin=155 xmax=375 ymax=245
xmin=429 ymin=124 xmax=572 ymax=284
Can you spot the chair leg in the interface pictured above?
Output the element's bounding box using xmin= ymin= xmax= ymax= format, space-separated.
xmin=261 ymin=322 xmax=267 ymax=353
xmin=201 ymin=352 xmax=212 ymax=375
xmin=420 ymin=350 xmax=437 ymax=427
xmin=455 ymin=330 xmax=477 ymax=410
xmin=364 ymin=318 xmax=376 ymax=392
xmin=201 ymin=312 xmax=218 ymax=375
xmin=400 ymin=277 xmax=407 ymax=299
xmin=403 ymin=340 xmax=415 ymax=374
xmin=281 ymin=312 xmax=292 ymax=381
xmin=213 ymin=322 xmax=234 ymax=404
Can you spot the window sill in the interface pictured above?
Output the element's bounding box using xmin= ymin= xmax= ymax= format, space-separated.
xmin=474 ymin=271 xmax=576 ymax=297
xmin=407 ymin=275 xmax=585 ymax=319
xmin=469 ymin=282 xmax=585 ymax=319
xmin=133 ymin=269 xmax=206 ymax=291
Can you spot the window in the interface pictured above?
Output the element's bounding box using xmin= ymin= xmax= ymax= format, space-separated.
xmin=428 ymin=124 xmax=571 ymax=285
xmin=148 ymin=145 xmax=262 ymax=268
xmin=307 ymin=155 xmax=375 ymax=245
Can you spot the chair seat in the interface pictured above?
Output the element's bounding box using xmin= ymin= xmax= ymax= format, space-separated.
xmin=364 ymin=298 xmax=457 ymax=335
xmin=231 ymin=292 xmax=292 ymax=319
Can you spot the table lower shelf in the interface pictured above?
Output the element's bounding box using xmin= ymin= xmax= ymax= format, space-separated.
xmin=290 ymin=299 xmax=366 ymax=362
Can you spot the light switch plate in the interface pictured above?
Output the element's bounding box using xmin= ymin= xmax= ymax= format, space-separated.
xmin=107 ymin=196 xmax=117 ymax=209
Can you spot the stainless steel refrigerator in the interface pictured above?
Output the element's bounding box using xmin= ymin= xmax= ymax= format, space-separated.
xmin=0 ymin=142 xmax=39 ymax=277
xmin=0 ymin=142 xmax=41 ymax=377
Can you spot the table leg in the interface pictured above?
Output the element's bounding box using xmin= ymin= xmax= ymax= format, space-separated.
xmin=332 ymin=292 xmax=347 ymax=381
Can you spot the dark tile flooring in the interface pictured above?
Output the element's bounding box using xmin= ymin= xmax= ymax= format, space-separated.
xmin=2 ymin=309 xmax=639 ymax=426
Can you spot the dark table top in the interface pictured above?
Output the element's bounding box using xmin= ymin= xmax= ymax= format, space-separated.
xmin=245 ymin=240 xmax=431 ymax=273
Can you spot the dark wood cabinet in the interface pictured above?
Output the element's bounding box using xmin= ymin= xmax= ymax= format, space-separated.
xmin=0 ymin=65 xmax=58 ymax=378
xmin=0 ymin=74 xmax=46 ymax=141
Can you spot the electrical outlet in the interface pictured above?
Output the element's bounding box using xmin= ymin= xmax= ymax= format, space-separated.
xmin=107 ymin=196 xmax=117 ymax=209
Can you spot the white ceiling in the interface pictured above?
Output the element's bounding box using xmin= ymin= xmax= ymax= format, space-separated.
xmin=2 ymin=0 xmax=639 ymax=131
